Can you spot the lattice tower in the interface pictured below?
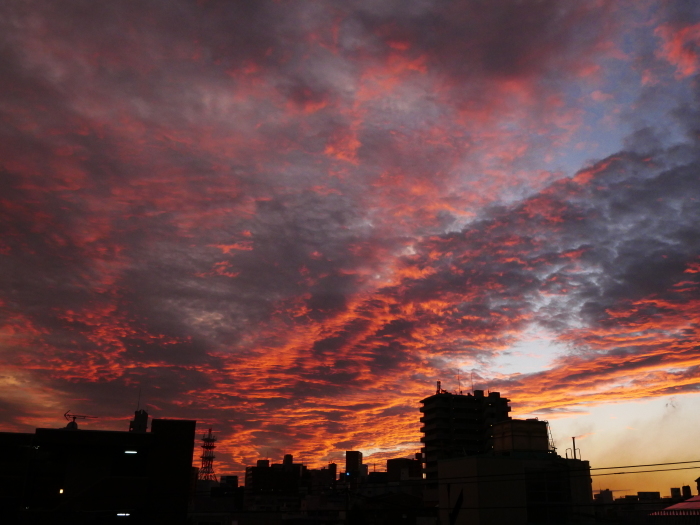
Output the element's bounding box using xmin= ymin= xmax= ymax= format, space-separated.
xmin=198 ymin=427 xmax=218 ymax=481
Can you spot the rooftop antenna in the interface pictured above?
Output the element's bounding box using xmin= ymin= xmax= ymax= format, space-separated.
xmin=457 ymin=370 xmax=462 ymax=395
xmin=136 ymin=387 xmax=142 ymax=411
xmin=470 ymin=371 xmax=474 ymax=393
xmin=63 ymin=411 xmax=98 ymax=430
xmin=565 ymin=437 xmax=581 ymax=460
xmin=546 ymin=421 xmax=556 ymax=453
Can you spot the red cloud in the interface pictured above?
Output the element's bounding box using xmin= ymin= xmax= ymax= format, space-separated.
xmin=655 ymin=22 xmax=700 ymax=78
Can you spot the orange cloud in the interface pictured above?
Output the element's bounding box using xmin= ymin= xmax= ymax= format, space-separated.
xmin=655 ymin=22 xmax=700 ymax=78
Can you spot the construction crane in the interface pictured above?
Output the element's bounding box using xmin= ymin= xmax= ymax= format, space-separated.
xmin=63 ymin=411 xmax=98 ymax=430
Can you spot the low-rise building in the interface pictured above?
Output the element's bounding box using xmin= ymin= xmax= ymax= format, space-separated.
xmin=438 ymin=419 xmax=593 ymax=525
xmin=0 ymin=412 xmax=196 ymax=524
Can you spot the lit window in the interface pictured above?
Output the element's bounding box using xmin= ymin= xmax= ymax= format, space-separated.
xmin=124 ymin=450 xmax=138 ymax=454
xmin=59 ymin=489 xmax=64 ymax=494
xmin=117 ymin=513 xmax=130 ymax=517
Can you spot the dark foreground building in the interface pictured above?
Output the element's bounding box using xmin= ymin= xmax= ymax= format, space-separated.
xmin=420 ymin=385 xmax=512 ymax=481
xmin=438 ymin=419 xmax=593 ymax=525
xmin=420 ymin=383 xmax=511 ymax=503
xmin=0 ymin=412 xmax=196 ymax=524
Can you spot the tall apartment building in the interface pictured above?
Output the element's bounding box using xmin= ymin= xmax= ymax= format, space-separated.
xmin=420 ymin=382 xmax=511 ymax=483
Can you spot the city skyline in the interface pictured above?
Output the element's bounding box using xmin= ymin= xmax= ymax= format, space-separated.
xmin=2 ymin=0 xmax=700 ymax=496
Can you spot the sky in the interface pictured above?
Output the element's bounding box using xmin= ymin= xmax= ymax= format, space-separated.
xmin=2 ymin=0 xmax=700 ymax=494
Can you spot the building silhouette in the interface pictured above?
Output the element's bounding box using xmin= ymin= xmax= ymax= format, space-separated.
xmin=345 ymin=450 xmax=363 ymax=480
xmin=128 ymin=409 xmax=148 ymax=433
xmin=420 ymin=382 xmax=511 ymax=492
xmin=387 ymin=457 xmax=422 ymax=483
xmin=438 ymin=419 xmax=593 ymax=525
xmin=244 ymin=454 xmax=306 ymax=511
xmin=0 ymin=411 xmax=196 ymax=524
xmin=0 ymin=385 xmax=645 ymax=524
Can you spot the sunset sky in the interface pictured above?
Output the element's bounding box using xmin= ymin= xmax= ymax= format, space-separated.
xmin=2 ymin=0 xmax=700 ymax=495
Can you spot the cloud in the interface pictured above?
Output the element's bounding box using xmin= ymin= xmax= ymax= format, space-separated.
xmin=0 ymin=0 xmax=699 ymax=474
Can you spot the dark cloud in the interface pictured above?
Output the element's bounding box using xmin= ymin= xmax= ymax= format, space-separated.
xmin=350 ymin=0 xmax=611 ymax=80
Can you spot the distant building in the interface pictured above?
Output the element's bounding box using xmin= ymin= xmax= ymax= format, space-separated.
xmin=594 ymin=489 xmax=614 ymax=505
xmin=346 ymin=450 xmax=363 ymax=480
xmin=420 ymin=382 xmax=511 ymax=499
xmin=0 ymin=413 xmax=196 ymax=524
xmin=438 ymin=418 xmax=593 ymax=525
xmin=207 ymin=475 xmax=240 ymax=498
xmin=387 ymin=457 xmax=422 ymax=482
xmin=244 ymin=454 xmax=306 ymax=511
xmin=307 ymin=463 xmax=337 ymax=494
xmin=220 ymin=475 xmax=239 ymax=488
xmin=128 ymin=409 xmax=148 ymax=432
